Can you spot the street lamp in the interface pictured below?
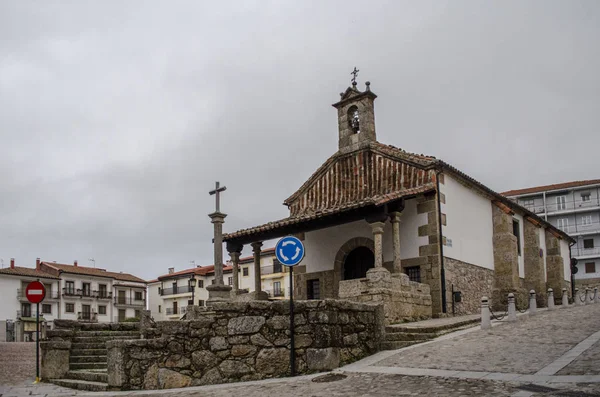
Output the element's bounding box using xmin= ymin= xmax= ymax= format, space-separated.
xmin=188 ymin=275 xmax=197 ymax=306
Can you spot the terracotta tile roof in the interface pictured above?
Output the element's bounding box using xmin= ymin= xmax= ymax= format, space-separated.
xmin=41 ymin=262 xmax=146 ymax=283
xmin=156 ymin=264 xmax=234 ymax=281
xmin=224 ymin=184 xmax=435 ymax=241
xmin=0 ymin=266 xmax=60 ymax=280
xmin=501 ymin=179 xmax=600 ymax=197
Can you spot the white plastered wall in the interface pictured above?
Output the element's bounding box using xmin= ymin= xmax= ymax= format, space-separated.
xmin=439 ymin=174 xmax=495 ymax=270
xmin=560 ymin=239 xmax=572 ymax=282
xmin=513 ymin=213 xmax=525 ymax=278
xmin=302 ymin=198 xmax=426 ymax=274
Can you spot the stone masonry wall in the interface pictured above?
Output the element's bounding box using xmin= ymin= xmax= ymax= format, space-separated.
xmin=107 ymin=300 xmax=384 ymax=391
xmin=545 ymin=233 xmax=565 ymax=305
xmin=523 ymin=220 xmax=547 ymax=307
xmin=444 ymin=257 xmax=494 ymax=315
xmin=416 ymin=191 xmax=443 ymax=315
xmin=338 ymin=272 xmax=431 ymax=324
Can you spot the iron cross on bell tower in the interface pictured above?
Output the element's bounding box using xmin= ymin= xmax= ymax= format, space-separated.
xmin=209 ymin=181 xmax=227 ymax=213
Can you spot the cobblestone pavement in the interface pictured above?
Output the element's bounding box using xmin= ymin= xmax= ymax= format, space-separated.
xmin=0 ymin=342 xmax=37 ymax=386
xmin=557 ymin=339 xmax=600 ymax=376
xmin=375 ymin=304 xmax=600 ymax=375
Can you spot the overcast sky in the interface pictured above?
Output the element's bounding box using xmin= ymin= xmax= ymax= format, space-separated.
xmin=1 ymin=1 xmax=598 ymax=279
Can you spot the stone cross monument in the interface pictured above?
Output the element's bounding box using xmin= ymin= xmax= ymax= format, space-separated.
xmin=206 ymin=181 xmax=232 ymax=303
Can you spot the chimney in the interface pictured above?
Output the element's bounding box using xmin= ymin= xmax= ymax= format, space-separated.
xmin=36 ymin=258 xmax=41 ymax=271
xmin=74 ymin=260 xmax=78 ymax=267
xmin=168 ymin=267 xmax=175 ymax=274
xmin=10 ymin=258 xmax=15 ymax=269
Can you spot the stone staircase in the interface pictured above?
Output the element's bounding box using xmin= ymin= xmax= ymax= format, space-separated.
xmin=381 ymin=316 xmax=480 ymax=350
xmin=50 ymin=329 xmax=141 ymax=391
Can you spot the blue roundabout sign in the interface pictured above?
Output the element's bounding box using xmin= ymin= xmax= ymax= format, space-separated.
xmin=275 ymin=236 xmax=305 ymax=267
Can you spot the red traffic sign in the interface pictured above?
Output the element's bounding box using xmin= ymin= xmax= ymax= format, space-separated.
xmin=25 ymin=281 xmax=46 ymax=304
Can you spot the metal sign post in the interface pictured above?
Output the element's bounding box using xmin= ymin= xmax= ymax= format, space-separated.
xmin=275 ymin=236 xmax=305 ymax=377
xmin=25 ymin=280 xmax=46 ymax=383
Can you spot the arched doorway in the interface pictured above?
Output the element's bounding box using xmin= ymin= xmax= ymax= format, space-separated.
xmin=343 ymin=246 xmax=375 ymax=280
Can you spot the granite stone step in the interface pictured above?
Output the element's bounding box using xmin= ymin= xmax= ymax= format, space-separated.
xmin=65 ymin=370 xmax=108 ymax=383
xmin=75 ymin=330 xmax=140 ymax=337
xmin=385 ymin=317 xmax=480 ymax=335
xmin=69 ymin=348 xmax=107 ymax=356
xmin=384 ymin=332 xmax=436 ymax=342
xmin=72 ymin=335 xmax=140 ymax=342
xmin=71 ymin=342 xmax=107 ymax=350
xmin=69 ymin=362 xmax=108 ymax=370
xmin=50 ymin=378 xmax=108 ymax=392
xmin=379 ymin=340 xmax=423 ymax=350
xmin=70 ymin=355 xmax=108 ymax=364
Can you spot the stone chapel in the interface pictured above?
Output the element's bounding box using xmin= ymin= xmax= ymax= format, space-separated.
xmin=222 ymin=79 xmax=574 ymax=319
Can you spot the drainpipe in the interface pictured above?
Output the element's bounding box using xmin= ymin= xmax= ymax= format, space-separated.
xmin=569 ymin=241 xmax=576 ymax=299
xmin=436 ymin=170 xmax=447 ymax=314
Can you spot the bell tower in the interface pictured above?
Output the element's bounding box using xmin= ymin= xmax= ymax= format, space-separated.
xmin=332 ymin=71 xmax=377 ymax=154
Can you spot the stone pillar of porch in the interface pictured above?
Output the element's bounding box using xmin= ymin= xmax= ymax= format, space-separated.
xmin=227 ymin=242 xmax=243 ymax=296
xmin=545 ymin=231 xmax=565 ymax=305
xmin=390 ymin=211 xmax=402 ymax=273
xmin=251 ymin=242 xmax=269 ymax=300
xmin=523 ymin=219 xmax=547 ymax=307
xmin=366 ymin=214 xmax=392 ymax=284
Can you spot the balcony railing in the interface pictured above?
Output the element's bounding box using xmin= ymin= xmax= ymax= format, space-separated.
xmin=114 ymin=297 xmax=146 ymax=307
xmin=160 ymin=286 xmax=193 ymax=296
xmin=556 ymin=221 xmax=600 ymax=235
xmin=165 ymin=307 xmax=187 ymax=316
xmin=17 ymin=289 xmax=59 ymax=300
xmin=265 ymin=289 xmax=285 ymax=297
xmin=522 ymin=198 xmax=600 ymax=215
xmin=77 ymin=312 xmax=98 ymax=322
xmin=573 ymin=247 xmax=600 ymax=258
xmin=62 ymin=287 xmax=80 ymax=297
xmin=261 ymin=264 xmax=285 ymax=275
xmin=96 ymin=291 xmax=113 ymax=300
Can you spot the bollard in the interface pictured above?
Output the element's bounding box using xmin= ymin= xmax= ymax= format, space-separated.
xmin=594 ymin=287 xmax=598 ymax=304
xmin=547 ymin=288 xmax=555 ymax=311
xmin=575 ymin=288 xmax=582 ymax=306
xmin=507 ymin=293 xmax=517 ymax=321
xmin=529 ymin=290 xmax=537 ymax=315
xmin=481 ymin=296 xmax=491 ymax=330
xmin=562 ymin=288 xmax=569 ymax=307
xmin=585 ymin=288 xmax=591 ymax=305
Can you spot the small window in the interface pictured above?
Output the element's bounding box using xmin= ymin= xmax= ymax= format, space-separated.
xmin=228 ymin=277 xmax=233 ymax=286
xmin=82 ymin=282 xmax=91 ymax=297
xmin=211 ymin=279 xmax=215 ymax=285
xmin=307 ymin=279 xmax=320 ymax=300
xmin=585 ymin=263 xmax=596 ymax=273
xmin=65 ymin=303 xmax=75 ymax=313
xmin=243 ymin=267 xmax=249 ymax=276
xmin=582 ymin=215 xmax=593 ymax=226
xmin=134 ymin=291 xmax=143 ymax=301
xmin=98 ymin=305 xmax=107 ymax=315
xmin=584 ymin=239 xmax=594 ymax=249
xmin=198 ymin=280 xmax=204 ymax=288
xmin=188 ymin=299 xmax=193 ymax=305
xmin=405 ymin=266 xmax=421 ymax=283
xmin=347 ymin=105 xmax=360 ymax=133
xmin=135 ymin=310 xmax=141 ymax=318
xmin=198 ymin=300 xmax=205 ymax=307
xmin=581 ymin=193 xmax=591 ymax=202
xmin=158 ymin=305 xmax=162 ymax=313
xmin=521 ymin=198 xmax=534 ymax=208
xmin=273 ymin=259 xmax=283 ymax=273
xmin=512 ymin=219 xmax=521 ymax=256
xmin=65 ymin=281 xmax=75 ymax=294
xmin=42 ymin=304 xmax=52 ymax=314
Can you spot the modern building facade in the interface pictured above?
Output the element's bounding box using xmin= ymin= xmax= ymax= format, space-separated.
xmin=147 ymin=248 xmax=289 ymax=321
xmin=503 ymin=180 xmax=600 ymax=289
xmin=0 ymin=258 xmax=147 ymax=341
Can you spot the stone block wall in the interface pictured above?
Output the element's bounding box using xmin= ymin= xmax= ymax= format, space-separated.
xmin=444 ymin=257 xmax=494 ymax=315
xmin=523 ymin=220 xmax=547 ymax=307
xmin=545 ymin=233 xmax=565 ymax=305
xmin=107 ymin=300 xmax=384 ymax=390
xmin=416 ymin=192 xmax=443 ymax=315
xmin=338 ymin=272 xmax=431 ymax=323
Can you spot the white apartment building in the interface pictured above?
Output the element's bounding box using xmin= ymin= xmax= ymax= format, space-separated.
xmin=0 ymin=258 xmax=147 ymax=341
xmin=504 ymin=179 xmax=600 ymax=288
xmin=148 ymin=248 xmax=290 ymax=321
